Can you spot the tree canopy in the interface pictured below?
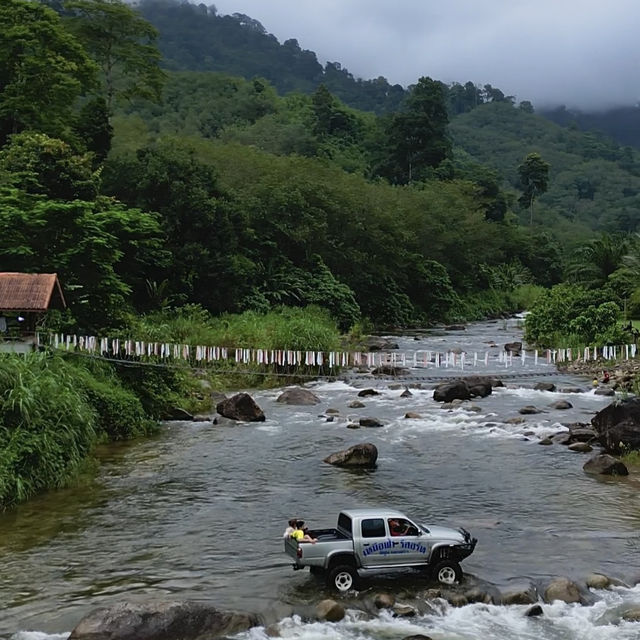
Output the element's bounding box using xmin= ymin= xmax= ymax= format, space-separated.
xmin=0 ymin=0 xmax=96 ymax=144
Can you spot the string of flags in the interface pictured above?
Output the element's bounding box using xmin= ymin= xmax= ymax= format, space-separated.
xmin=40 ymin=332 xmax=639 ymax=371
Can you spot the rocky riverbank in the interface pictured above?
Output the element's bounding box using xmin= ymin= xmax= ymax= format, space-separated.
xmin=67 ymin=568 xmax=640 ymax=640
xmin=557 ymin=358 xmax=640 ymax=392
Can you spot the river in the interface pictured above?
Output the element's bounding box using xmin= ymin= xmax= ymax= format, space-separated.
xmin=3 ymin=319 xmax=640 ymax=640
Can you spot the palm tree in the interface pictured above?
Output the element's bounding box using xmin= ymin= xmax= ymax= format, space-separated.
xmin=565 ymin=233 xmax=629 ymax=288
xmin=622 ymin=233 xmax=640 ymax=277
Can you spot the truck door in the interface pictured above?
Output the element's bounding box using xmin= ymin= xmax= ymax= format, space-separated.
xmin=386 ymin=518 xmax=430 ymax=566
xmin=355 ymin=518 xmax=391 ymax=568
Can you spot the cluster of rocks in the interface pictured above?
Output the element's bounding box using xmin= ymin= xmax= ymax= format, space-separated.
xmin=68 ymin=569 xmax=640 ymax=640
xmin=162 ymin=381 xmax=640 ymax=479
xmin=532 ymin=397 xmax=640 ymax=476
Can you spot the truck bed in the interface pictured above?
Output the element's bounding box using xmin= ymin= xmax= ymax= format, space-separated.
xmin=284 ymin=527 xmax=353 ymax=568
xmin=309 ymin=528 xmax=349 ymax=542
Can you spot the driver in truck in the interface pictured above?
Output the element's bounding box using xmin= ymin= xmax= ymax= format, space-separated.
xmin=388 ymin=518 xmax=417 ymax=536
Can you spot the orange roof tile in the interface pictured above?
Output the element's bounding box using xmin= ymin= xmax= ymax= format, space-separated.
xmin=0 ymin=273 xmax=66 ymax=312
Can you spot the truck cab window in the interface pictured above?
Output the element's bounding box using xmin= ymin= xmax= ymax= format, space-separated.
xmin=388 ymin=518 xmax=419 ymax=536
xmin=361 ymin=518 xmax=385 ymax=538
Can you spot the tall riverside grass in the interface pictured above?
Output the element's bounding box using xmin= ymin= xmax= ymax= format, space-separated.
xmin=0 ymin=354 xmax=97 ymax=508
xmin=130 ymin=304 xmax=342 ymax=351
xmin=0 ymin=353 xmax=156 ymax=510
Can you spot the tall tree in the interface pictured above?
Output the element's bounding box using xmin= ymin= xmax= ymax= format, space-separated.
xmin=311 ymin=84 xmax=359 ymax=146
xmin=0 ymin=0 xmax=96 ymax=144
xmin=380 ymin=76 xmax=450 ymax=184
xmin=517 ymin=152 xmax=550 ymax=224
xmin=64 ymin=0 xmax=165 ymax=114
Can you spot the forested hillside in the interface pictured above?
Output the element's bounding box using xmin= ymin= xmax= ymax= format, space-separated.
xmin=130 ymin=0 xmax=640 ymax=238
xmin=2 ymin=0 xmax=640 ymax=338
xmin=3 ymin=0 xmax=640 ymax=511
xmin=542 ymin=105 xmax=640 ymax=151
xmin=134 ymin=0 xmax=407 ymax=114
xmin=449 ymin=102 xmax=640 ymax=234
xmin=0 ymin=0 xmax=541 ymax=335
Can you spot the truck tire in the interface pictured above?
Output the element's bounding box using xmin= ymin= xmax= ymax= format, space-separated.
xmin=327 ymin=564 xmax=358 ymax=592
xmin=432 ymin=559 xmax=462 ymax=585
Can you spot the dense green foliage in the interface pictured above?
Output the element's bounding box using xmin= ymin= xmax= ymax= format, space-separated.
xmin=542 ymin=105 xmax=640 ymax=152
xmin=0 ymin=0 xmax=96 ymax=145
xmin=65 ymin=0 xmax=165 ymax=113
xmin=0 ymin=354 xmax=95 ymax=508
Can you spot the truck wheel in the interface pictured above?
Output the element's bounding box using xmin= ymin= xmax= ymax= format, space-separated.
xmin=433 ymin=560 xmax=462 ymax=585
xmin=327 ymin=565 xmax=358 ymax=592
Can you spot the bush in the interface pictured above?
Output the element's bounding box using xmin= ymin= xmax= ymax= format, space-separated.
xmin=455 ymin=289 xmax=517 ymax=321
xmin=511 ymin=284 xmax=546 ymax=310
xmin=113 ymin=364 xmax=191 ymax=419
xmin=73 ymin=368 xmax=157 ymax=440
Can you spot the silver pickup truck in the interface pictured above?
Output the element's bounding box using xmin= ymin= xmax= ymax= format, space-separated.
xmin=284 ymin=508 xmax=477 ymax=592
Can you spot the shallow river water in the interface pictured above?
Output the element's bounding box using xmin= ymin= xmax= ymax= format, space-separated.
xmin=3 ymin=319 xmax=640 ymax=640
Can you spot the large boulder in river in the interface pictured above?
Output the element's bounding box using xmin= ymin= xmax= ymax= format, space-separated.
xmin=276 ymin=387 xmax=320 ymax=406
xmin=162 ymin=407 xmax=194 ymax=421
xmin=365 ymin=337 xmax=399 ymax=351
xmin=216 ymin=393 xmax=265 ymax=422
xmin=594 ymin=387 xmax=615 ymax=396
xmin=359 ymin=417 xmax=385 ymax=427
xmin=464 ymin=375 xmax=503 ymax=389
xmin=315 ymin=599 xmax=345 ymax=622
xmin=591 ymin=397 xmax=640 ymax=453
xmin=371 ymin=365 xmax=410 ymax=376
xmin=433 ymin=380 xmax=471 ymax=403
xmin=324 ymin=443 xmax=378 ymax=468
xmin=567 ymin=424 xmax=597 ymax=443
xmin=69 ymin=601 xmax=260 ymax=640
xmin=467 ymin=380 xmax=492 ymax=398
xmin=583 ymin=454 xmax=628 ymax=476
xmin=504 ymin=341 xmax=522 ymax=356
xmin=543 ymin=577 xmax=584 ymax=604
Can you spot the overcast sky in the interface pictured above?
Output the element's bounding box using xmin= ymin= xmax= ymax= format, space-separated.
xmin=211 ymin=0 xmax=639 ymax=110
